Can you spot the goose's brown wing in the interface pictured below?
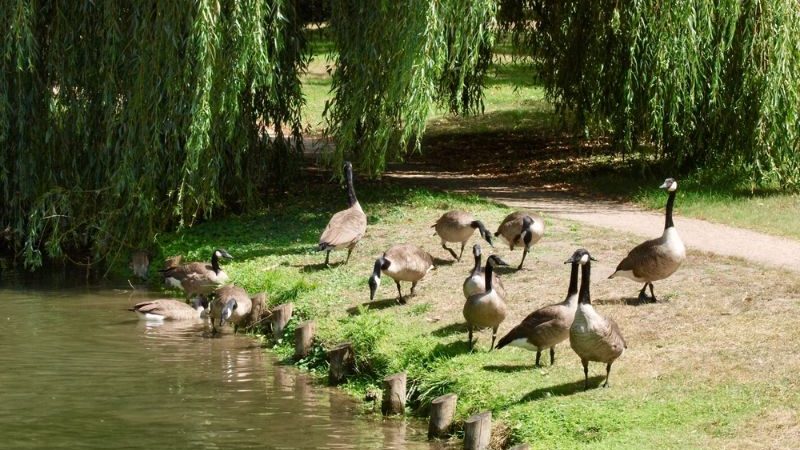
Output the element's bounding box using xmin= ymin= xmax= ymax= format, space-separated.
xmin=319 ymin=205 xmax=367 ymax=249
xmin=615 ymin=237 xmax=674 ymax=279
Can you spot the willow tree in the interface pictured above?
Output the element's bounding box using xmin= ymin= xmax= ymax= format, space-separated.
xmin=499 ymin=0 xmax=800 ymax=188
xmin=0 ymin=1 xmax=306 ymax=269
xmin=324 ymin=0 xmax=495 ymax=176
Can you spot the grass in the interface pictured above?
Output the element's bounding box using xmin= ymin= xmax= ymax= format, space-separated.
xmin=152 ymin=177 xmax=800 ymax=449
xmin=299 ymin=35 xmax=800 ymax=241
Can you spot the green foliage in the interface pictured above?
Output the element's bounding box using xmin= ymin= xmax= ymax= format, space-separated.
xmin=500 ymin=0 xmax=800 ymax=189
xmin=323 ymin=0 xmax=496 ymax=176
xmin=340 ymin=307 xmax=391 ymax=376
xmin=0 ymin=0 xmax=307 ymax=269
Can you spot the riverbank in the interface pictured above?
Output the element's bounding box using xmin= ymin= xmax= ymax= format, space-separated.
xmin=153 ymin=175 xmax=800 ymax=449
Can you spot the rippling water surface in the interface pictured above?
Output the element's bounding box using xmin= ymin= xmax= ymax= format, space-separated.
xmin=0 ymin=273 xmax=451 ymax=449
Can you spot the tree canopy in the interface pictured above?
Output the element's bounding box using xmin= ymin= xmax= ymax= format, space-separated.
xmin=1 ymin=0 xmax=306 ymax=269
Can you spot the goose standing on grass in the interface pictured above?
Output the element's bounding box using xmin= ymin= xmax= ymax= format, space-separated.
xmin=368 ymin=244 xmax=434 ymax=304
xmin=129 ymin=298 xmax=208 ymax=322
xmin=495 ymin=250 xmax=580 ymax=367
xmin=209 ymin=285 xmax=253 ymax=333
xmin=318 ymin=161 xmax=368 ymax=266
xmin=609 ymin=178 xmax=686 ymax=302
xmin=569 ymin=249 xmax=627 ymax=390
xmin=463 ymin=255 xmax=509 ymax=351
xmin=432 ymin=210 xmax=493 ymax=261
xmin=159 ymin=249 xmax=233 ymax=297
xmin=463 ymin=244 xmax=507 ymax=299
xmin=494 ymin=211 xmax=545 ymax=270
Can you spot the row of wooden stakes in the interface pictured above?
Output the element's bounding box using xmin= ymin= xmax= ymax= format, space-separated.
xmin=268 ymin=301 xmax=528 ymax=450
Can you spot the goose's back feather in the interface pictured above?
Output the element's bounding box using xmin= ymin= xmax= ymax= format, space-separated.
xmin=613 ymin=228 xmax=685 ymax=282
xmin=434 ymin=211 xmax=476 ymax=243
xmin=131 ymin=299 xmax=200 ymax=321
xmin=383 ymin=244 xmax=434 ymax=282
xmin=319 ymin=202 xmax=367 ymax=250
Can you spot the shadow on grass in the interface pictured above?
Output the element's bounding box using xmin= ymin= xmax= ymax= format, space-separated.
xmin=594 ymin=296 xmax=665 ymax=307
xmin=517 ymin=376 xmax=607 ymax=403
xmin=300 ymin=261 xmax=345 ymax=273
xmin=347 ymin=298 xmax=400 ymax=315
xmin=431 ymin=322 xmax=468 ymax=337
xmin=483 ymin=364 xmax=533 ymax=373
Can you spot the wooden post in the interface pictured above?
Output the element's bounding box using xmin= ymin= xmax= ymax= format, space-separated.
xmin=327 ymin=342 xmax=354 ymax=385
xmin=381 ymin=372 xmax=406 ymax=415
xmin=271 ymin=302 xmax=293 ymax=339
xmin=509 ymin=445 xmax=530 ymax=450
xmin=428 ymin=393 xmax=458 ymax=439
xmin=463 ymin=411 xmax=491 ymax=450
xmin=130 ymin=251 xmax=149 ymax=279
xmin=294 ymin=320 xmax=316 ymax=359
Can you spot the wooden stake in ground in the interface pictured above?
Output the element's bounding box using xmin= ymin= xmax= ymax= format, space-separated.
xmin=294 ymin=320 xmax=316 ymax=359
xmin=428 ymin=393 xmax=458 ymax=439
xmin=381 ymin=372 xmax=406 ymax=415
xmin=327 ymin=342 xmax=354 ymax=385
xmin=271 ymin=302 xmax=293 ymax=339
xmin=463 ymin=411 xmax=491 ymax=450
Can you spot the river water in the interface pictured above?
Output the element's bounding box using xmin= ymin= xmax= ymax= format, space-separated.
xmin=0 ymin=273 xmax=452 ymax=449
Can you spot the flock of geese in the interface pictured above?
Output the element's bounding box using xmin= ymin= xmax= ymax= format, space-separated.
xmin=130 ymin=162 xmax=686 ymax=390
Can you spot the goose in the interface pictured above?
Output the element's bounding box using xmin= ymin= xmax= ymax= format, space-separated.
xmin=209 ymin=284 xmax=253 ymax=333
xmin=569 ymin=249 xmax=627 ymax=390
xmin=432 ymin=210 xmax=493 ymax=261
xmin=368 ymin=244 xmax=434 ymax=304
xmin=159 ymin=249 xmax=233 ymax=297
xmin=129 ymin=297 xmax=208 ymax=322
xmin=463 ymin=244 xmax=507 ymax=299
xmin=494 ymin=211 xmax=545 ymax=270
xmin=495 ymin=250 xmax=580 ymax=366
xmin=609 ymin=178 xmax=686 ymax=302
xmin=463 ymin=255 xmax=508 ymax=351
xmin=318 ymin=161 xmax=368 ymax=266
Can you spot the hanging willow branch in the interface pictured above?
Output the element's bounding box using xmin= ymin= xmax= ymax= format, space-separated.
xmin=499 ymin=0 xmax=800 ymax=188
xmin=0 ymin=0 xmax=307 ymax=269
xmin=324 ymin=0 xmax=496 ymax=177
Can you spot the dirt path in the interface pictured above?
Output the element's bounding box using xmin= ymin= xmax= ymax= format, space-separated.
xmin=384 ymin=162 xmax=800 ymax=273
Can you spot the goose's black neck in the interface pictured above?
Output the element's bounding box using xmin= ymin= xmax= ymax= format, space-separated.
xmin=471 ymin=252 xmax=482 ymax=277
xmin=211 ymin=253 xmax=220 ymax=273
xmin=567 ymin=262 xmax=579 ymax=297
xmin=470 ymin=220 xmax=486 ymax=233
xmin=665 ymin=190 xmax=676 ymax=229
xmin=484 ymin=262 xmax=494 ymax=292
xmin=578 ymin=261 xmax=592 ymax=304
xmin=372 ymin=257 xmax=385 ymax=278
xmin=346 ymin=166 xmax=358 ymax=207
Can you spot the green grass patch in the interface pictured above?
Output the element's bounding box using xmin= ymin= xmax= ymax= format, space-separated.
xmin=150 ymin=180 xmax=798 ymax=448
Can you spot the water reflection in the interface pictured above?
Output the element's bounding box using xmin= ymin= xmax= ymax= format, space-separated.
xmin=0 ymin=283 xmax=455 ymax=449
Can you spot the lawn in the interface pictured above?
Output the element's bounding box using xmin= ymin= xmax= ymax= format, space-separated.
xmin=299 ymin=35 xmax=800 ymax=241
xmin=154 ymin=176 xmax=800 ymax=449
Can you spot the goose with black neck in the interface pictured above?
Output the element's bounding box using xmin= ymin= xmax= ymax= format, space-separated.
xmin=495 ymin=249 xmax=580 ymax=367
xmin=318 ymin=161 xmax=368 ymax=267
xmin=609 ymin=178 xmax=686 ymax=302
xmin=569 ymin=249 xmax=627 ymax=390
xmin=463 ymin=255 xmax=509 ymax=351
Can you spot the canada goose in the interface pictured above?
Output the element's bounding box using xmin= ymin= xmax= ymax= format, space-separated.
xmin=368 ymin=244 xmax=434 ymax=304
xmin=129 ymin=298 xmax=208 ymax=322
xmin=463 ymin=244 xmax=507 ymax=299
xmin=494 ymin=211 xmax=545 ymax=270
xmin=569 ymin=249 xmax=627 ymax=390
xmin=495 ymin=250 xmax=580 ymax=366
xmin=209 ymin=284 xmax=253 ymax=333
xmin=463 ymin=255 xmax=509 ymax=351
xmin=432 ymin=211 xmax=493 ymax=261
xmin=318 ymin=161 xmax=368 ymax=266
xmin=159 ymin=249 xmax=233 ymax=297
xmin=609 ymin=178 xmax=686 ymax=302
